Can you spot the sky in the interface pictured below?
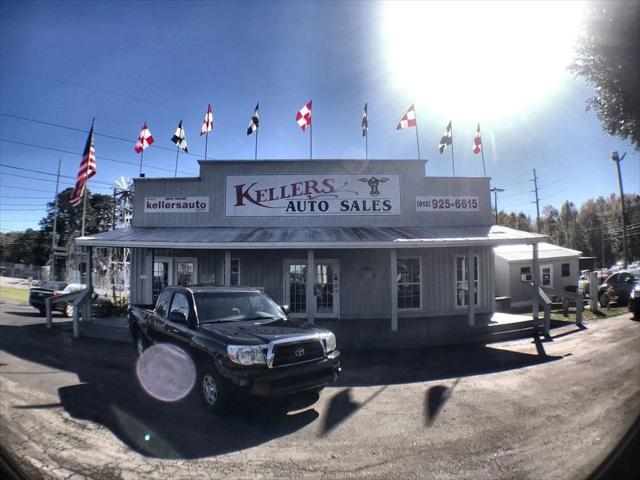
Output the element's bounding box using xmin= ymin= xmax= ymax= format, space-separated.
xmin=0 ymin=0 xmax=638 ymax=232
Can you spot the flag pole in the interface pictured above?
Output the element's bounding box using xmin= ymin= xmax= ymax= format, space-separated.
xmin=81 ymin=118 xmax=95 ymax=237
xmin=365 ymin=130 xmax=368 ymax=161
xmin=204 ymin=131 xmax=208 ymax=161
xmin=480 ymin=124 xmax=487 ymax=176
xmin=50 ymin=158 xmax=62 ymax=280
xmin=414 ymin=123 xmax=421 ymax=161
xmin=139 ymin=149 xmax=144 ymax=176
xmin=255 ymin=124 xmax=259 ymax=161
xmin=450 ymin=122 xmax=455 ymax=176
xmin=174 ymin=145 xmax=180 ymax=177
xmin=310 ymin=100 xmax=313 ymax=161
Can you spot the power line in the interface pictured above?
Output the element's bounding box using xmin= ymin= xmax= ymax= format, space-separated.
xmin=0 ymin=112 xmax=206 ymax=158
xmin=0 ymin=172 xmax=112 ymax=192
xmin=0 ymin=138 xmax=198 ymax=176
xmin=0 ymin=163 xmax=114 ymax=187
xmin=0 ymin=185 xmax=56 ymax=193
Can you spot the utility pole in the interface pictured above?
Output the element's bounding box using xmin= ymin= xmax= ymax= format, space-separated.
xmin=49 ymin=159 xmax=62 ymax=281
xmin=531 ymin=168 xmax=541 ymax=233
xmin=611 ymin=151 xmax=628 ymax=268
xmin=490 ymin=186 xmax=505 ymax=224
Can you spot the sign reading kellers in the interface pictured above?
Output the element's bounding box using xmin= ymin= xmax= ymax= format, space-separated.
xmin=226 ymin=175 xmax=401 ymax=216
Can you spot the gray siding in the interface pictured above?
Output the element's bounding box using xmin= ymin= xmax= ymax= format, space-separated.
xmin=132 ymin=160 xmax=492 ymax=229
xmin=131 ymin=246 xmax=494 ymax=319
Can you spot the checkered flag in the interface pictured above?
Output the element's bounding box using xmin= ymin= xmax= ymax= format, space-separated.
xmin=473 ymin=123 xmax=482 ymax=154
xmin=171 ymin=120 xmax=188 ymax=152
xmin=296 ymin=101 xmax=312 ymax=132
xmin=200 ymin=104 xmax=214 ymax=136
xmin=396 ymin=105 xmax=417 ymax=130
xmin=247 ymin=103 xmax=259 ymax=135
xmin=134 ymin=122 xmax=154 ymax=153
xmin=438 ymin=121 xmax=452 ymax=154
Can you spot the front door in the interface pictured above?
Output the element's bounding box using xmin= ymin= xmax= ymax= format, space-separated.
xmin=284 ymin=259 xmax=340 ymax=318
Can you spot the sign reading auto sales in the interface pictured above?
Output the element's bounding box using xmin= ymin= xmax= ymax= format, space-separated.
xmin=145 ymin=196 xmax=209 ymax=213
xmin=225 ymin=175 xmax=401 ymax=216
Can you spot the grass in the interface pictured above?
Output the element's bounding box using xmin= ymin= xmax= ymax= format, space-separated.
xmin=0 ymin=286 xmax=29 ymax=304
xmin=513 ymin=302 xmax=629 ymax=324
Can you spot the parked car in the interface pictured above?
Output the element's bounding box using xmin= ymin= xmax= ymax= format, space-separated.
xmin=629 ymin=284 xmax=640 ymax=318
xmin=29 ymin=282 xmax=81 ymax=317
xmin=597 ymin=270 xmax=640 ymax=307
xmin=28 ymin=283 xmax=115 ymax=318
xmin=129 ymin=285 xmax=341 ymax=413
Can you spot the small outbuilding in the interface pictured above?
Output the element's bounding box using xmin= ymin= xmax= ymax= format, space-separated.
xmin=494 ymin=242 xmax=581 ymax=307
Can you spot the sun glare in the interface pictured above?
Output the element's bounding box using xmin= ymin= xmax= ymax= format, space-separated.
xmin=381 ymin=1 xmax=585 ymax=122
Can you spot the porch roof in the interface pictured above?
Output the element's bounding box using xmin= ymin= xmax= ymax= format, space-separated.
xmin=75 ymin=225 xmax=545 ymax=249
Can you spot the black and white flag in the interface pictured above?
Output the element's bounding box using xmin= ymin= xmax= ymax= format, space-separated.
xmin=247 ymin=103 xmax=259 ymax=135
xmin=361 ymin=103 xmax=368 ymax=137
xmin=438 ymin=121 xmax=452 ymax=154
xmin=171 ymin=120 xmax=188 ymax=152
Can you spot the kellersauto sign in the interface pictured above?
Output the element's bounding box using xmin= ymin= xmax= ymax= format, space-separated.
xmin=145 ymin=196 xmax=209 ymax=213
xmin=225 ymin=175 xmax=401 ymax=216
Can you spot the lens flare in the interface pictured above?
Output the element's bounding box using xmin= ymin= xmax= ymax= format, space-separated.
xmin=135 ymin=343 xmax=196 ymax=402
xmin=380 ymin=1 xmax=585 ymax=121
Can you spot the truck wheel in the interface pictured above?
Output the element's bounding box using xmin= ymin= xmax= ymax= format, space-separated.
xmin=64 ymin=303 xmax=74 ymax=318
xmin=134 ymin=330 xmax=150 ymax=356
xmin=198 ymin=366 xmax=232 ymax=414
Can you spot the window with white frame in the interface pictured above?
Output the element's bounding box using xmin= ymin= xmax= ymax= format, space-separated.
xmin=397 ymin=258 xmax=421 ymax=309
xmin=456 ymin=256 xmax=479 ymax=307
xmin=223 ymin=258 xmax=241 ymax=286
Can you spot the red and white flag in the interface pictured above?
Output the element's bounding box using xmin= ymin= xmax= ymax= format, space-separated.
xmin=296 ymin=101 xmax=312 ymax=132
xmin=70 ymin=120 xmax=97 ymax=207
xmin=396 ymin=104 xmax=417 ymax=130
xmin=134 ymin=122 xmax=154 ymax=153
xmin=200 ymin=104 xmax=214 ymax=136
xmin=473 ymin=123 xmax=482 ymax=154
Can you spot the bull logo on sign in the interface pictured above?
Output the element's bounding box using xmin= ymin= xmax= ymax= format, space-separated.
xmin=358 ymin=176 xmax=389 ymax=196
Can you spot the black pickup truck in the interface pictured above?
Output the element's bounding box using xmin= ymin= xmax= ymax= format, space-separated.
xmin=129 ymin=286 xmax=341 ymax=412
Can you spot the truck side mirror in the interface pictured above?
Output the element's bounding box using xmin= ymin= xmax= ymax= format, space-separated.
xmin=280 ymin=305 xmax=291 ymax=315
xmin=169 ymin=310 xmax=187 ymax=324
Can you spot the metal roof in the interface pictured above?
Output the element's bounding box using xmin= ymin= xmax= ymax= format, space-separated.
xmin=76 ymin=225 xmax=545 ymax=249
xmin=494 ymin=242 xmax=582 ymax=262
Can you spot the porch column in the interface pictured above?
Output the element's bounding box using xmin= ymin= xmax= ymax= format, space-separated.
xmin=390 ymin=249 xmax=398 ymax=332
xmin=223 ymin=250 xmax=231 ymax=286
xmin=467 ymin=247 xmax=475 ymax=327
xmin=306 ymin=249 xmax=315 ymax=324
xmin=532 ymin=242 xmax=540 ymax=322
xmin=85 ymin=246 xmax=93 ymax=321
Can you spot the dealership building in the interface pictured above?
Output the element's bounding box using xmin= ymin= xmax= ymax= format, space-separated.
xmin=77 ymin=160 xmax=545 ymax=347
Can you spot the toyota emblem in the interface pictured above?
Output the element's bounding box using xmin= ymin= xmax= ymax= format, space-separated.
xmin=294 ymin=347 xmax=305 ymax=358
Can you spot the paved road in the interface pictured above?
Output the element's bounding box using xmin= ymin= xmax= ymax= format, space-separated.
xmin=1 ymin=300 xmax=639 ymax=479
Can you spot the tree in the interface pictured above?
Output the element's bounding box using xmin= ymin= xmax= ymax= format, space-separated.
xmin=569 ymin=1 xmax=640 ymax=149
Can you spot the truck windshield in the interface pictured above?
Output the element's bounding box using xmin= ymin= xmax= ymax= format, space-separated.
xmin=194 ymin=292 xmax=285 ymax=323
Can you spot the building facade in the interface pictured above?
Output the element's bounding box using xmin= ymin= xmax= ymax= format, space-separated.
xmin=78 ymin=160 xmax=544 ymax=343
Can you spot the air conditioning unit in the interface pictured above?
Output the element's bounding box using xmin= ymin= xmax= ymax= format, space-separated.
xmin=521 ymin=273 xmax=533 ymax=282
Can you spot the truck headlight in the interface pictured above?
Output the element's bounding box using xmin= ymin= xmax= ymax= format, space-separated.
xmin=227 ymin=345 xmax=266 ymax=366
xmin=631 ymin=287 xmax=640 ymax=299
xmin=323 ymin=332 xmax=337 ymax=353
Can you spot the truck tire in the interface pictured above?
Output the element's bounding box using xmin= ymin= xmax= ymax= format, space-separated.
xmin=64 ymin=303 xmax=74 ymax=318
xmin=133 ymin=330 xmax=150 ymax=356
xmin=198 ymin=365 xmax=233 ymax=414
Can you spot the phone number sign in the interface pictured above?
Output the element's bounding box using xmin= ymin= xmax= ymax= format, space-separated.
xmin=416 ymin=196 xmax=479 ymax=212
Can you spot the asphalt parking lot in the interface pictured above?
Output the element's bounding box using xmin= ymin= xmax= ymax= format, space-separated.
xmin=1 ymin=300 xmax=639 ymax=480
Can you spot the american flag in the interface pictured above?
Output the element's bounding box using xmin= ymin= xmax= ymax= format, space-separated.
xmin=134 ymin=122 xmax=154 ymax=153
xmin=438 ymin=121 xmax=452 ymax=154
xmin=473 ymin=123 xmax=482 ymax=154
xmin=362 ymin=103 xmax=368 ymax=137
xmin=247 ymin=103 xmax=259 ymax=135
xmin=171 ymin=120 xmax=188 ymax=152
xmin=296 ymin=101 xmax=312 ymax=132
xmin=70 ymin=119 xmax=97 ymax=207
xmin=396 ymin=105 xmax=417 ymax=130
xmin=200 ymin=104 xmax=214 ymax=136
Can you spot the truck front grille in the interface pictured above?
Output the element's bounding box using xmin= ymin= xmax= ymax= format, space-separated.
xmin=272 ymin=340 xmax=324 ymax=367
